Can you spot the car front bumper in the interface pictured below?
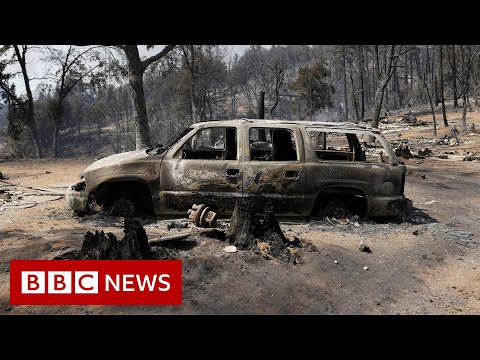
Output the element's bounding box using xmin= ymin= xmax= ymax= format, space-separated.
xmin=66 ymin=182 xmax=90 ymax=213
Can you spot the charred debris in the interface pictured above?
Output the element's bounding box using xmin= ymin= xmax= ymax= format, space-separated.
xmin=67 ymin=200 xmax=308 ymax=264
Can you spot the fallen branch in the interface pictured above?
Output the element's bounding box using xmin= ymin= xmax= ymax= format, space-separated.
xmin=0 ymin=180 xmax=65 ymax=196
xmin=148 ymin=231 xmax=193 ymax=245
xmin=148 ymin=228 xmax=220 ymax=245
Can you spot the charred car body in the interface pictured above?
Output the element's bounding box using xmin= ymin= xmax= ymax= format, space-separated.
xmin=66 ymin=119 xmax=408 ymax=218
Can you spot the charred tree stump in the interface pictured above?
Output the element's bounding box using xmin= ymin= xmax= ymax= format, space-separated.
xmin=227 ymin=199 xmax=295 ymax=261
xmin=120 ymin=217 xmax=155 ymax=259
xmin=76 ymin=231 xmax=119 ymax=260
xmin=75 ymin=217 xmax=155 ymax=260
xmin=226 ymin=199 xmax=257 ymax=249
xmin=257 ymin=204 xmax=289 ymax=257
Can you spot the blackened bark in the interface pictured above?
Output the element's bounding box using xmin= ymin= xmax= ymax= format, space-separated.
xmin=452 ymin=45 xmax=458 ymax=108
xmin=370 ymin=46 xmax=400 ymax=131
xmin=75 ymin=218 xmax=155 ymax=260
xmin=349 ymin=71 xmax=360 ymax=121
xmin=462 ymin=94 xmax=468 ymax=133
xmin=359 ymin=45 xmax=365 ymax=119
xmin=258 ymin=90 xmax=265 ymax=119
xmin=425 ymin=84 xmax=437 ymax=137
xmin=53 ymin=123 xmax=60 ymax=158
xmin=439 ymin=45 xmax=449 ymax=127
xmin=13 ymin=45 xmax=43 ymax=158
xmin=226 ymin=199 xmax=289 ymax=258
xmin=343 ymin=46 xmax=348 ymax=121
xmin=409 ymin=51 xmax=413 ymax=90
xmin=226 ymin=199 xmax=257 ymax=249
xmin=371 ymin=83 xmax=387 ymax=129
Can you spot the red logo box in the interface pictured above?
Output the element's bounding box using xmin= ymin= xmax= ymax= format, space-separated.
xmin=10 ymin=260 xmax=182 ymax=305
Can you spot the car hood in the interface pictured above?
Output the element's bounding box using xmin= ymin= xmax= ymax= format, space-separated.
xmin=82 ymin=149 xmax=160 ymax=192
xmin=83 ymin=150 xmax=151 ymax=175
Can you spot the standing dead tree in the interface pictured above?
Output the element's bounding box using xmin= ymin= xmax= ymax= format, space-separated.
xmin=456 ymin=45 xmax=480 ymax=133
xmin=0 ymin=45 xmax=43 ymax=158
xmin=116 ymin=45 xmax=176 ymax=149
xmin=44 ymin=45 xmax=103 ymax=158
xmin=439 ymin=45 xmax=449 ymax=127
xmin=370 ymin=45 xmax=414 ymax=133
xmin=471 ymin=56 xmax=480 ymax=113
xmin=415 ymin=46 xmax=437 ymax=137
xmin=342 ymin=45 xmax=349 ymax=121
xmin=446 ymin=45 xmax=459 ymax=108
xmin=181 ymin=45 xmax=200 ymax=122
xmin=266 ymin=59 xmax=285 ymax=118
xmin=180 ymin=45 xmax=229 ymax=122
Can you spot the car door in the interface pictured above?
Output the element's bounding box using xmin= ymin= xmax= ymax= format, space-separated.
xmin=242 ymin=124 xmax=305 ymax=216
xmin=158 ymin=125 xmax=242 ymax=215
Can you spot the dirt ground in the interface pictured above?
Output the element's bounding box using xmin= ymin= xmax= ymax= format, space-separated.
xmin=1 ymin=109 xmax=480 ymax=315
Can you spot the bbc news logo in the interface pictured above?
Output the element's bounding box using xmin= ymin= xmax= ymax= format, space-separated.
xmin=22 ymin=271 xmax=99 ymax=294
xmin=10 ymin=260 xmax=182 ymax=305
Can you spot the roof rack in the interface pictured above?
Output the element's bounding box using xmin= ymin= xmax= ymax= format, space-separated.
xmin=195 ymin=119 xmax=381 ymax=133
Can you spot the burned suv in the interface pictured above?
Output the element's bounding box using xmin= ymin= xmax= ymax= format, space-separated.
xmin=66 ymin=119 xmax=408 ymax=218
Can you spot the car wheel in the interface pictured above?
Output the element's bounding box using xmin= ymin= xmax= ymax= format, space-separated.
xmin=108 ymin=196 xmax=135 ymax=217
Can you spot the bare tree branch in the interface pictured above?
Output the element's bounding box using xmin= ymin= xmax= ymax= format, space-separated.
xmin=142 ymin=45 xmax=176 ymax=70
xmin=391 ymin=45 xmax=415 ymax=59
xmin=63 ymin=62 xmax=103 ymax=95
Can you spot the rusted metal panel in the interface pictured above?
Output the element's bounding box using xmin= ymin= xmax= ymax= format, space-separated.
xmin=158 ymin=123 xmax=243 ymax=215
xmin=300 ymin=125 xmax=406 ymax=217
xmin=241 ymin=123 xmax=306 ymax=215
xmin=82 ymin=150 xmax=160 ymax=193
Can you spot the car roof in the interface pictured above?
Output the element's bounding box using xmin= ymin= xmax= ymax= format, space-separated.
xmin=192 ymin=119 xmax=381 ymax=133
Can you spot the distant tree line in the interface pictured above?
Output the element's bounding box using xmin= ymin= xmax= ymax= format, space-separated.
xmin=0 ymin=44 xmax=478 ymax=158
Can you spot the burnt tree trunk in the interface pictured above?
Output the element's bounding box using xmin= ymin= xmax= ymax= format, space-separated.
xmin=226 ymin=199 xmax=257 ymax=249
xmin=13 ymin=45 xmax=43 ymax=159
xmin=462 ymin=93 xmax=468 ymax=132
xmin=52 ymin=122 xmax=60 ymax=158
xmin=181 ymin=46 xmax=199 ymax=122
xmin=371 ymin=82 xmax=387 ymax=128
xmin=258 ymin=204 xmax=289 ymax=257
xmin=371 ymin=46 xmax=398 ymax=132
xmin=226 ymin=199 xmax=289 ymax=258
xmin=410 ymin=51 xmax=414 ymax=90
xmin=349 ymin=71 xmax=360 ymax=121
xmin=121 ymin=45 xmax=175 ymax=150
xmin=258 ymin=90 xmax=265 ymax=119
xmin=425 ymin=83 xmax=438 ymax=137
xmin=452 ymin=45 xmax=458 ymax=108
xmin=439 ymin=44 xmax=449 ymax=126
xmin=343 ymin=45 xmax=348 ymax=121
xmin=124 ymin=45 xmax=151 ymax=150
xmin=432 ymin=46 xmax=439 ymax=106
xmin=359 ymin=45 xmax=366 ymax=119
